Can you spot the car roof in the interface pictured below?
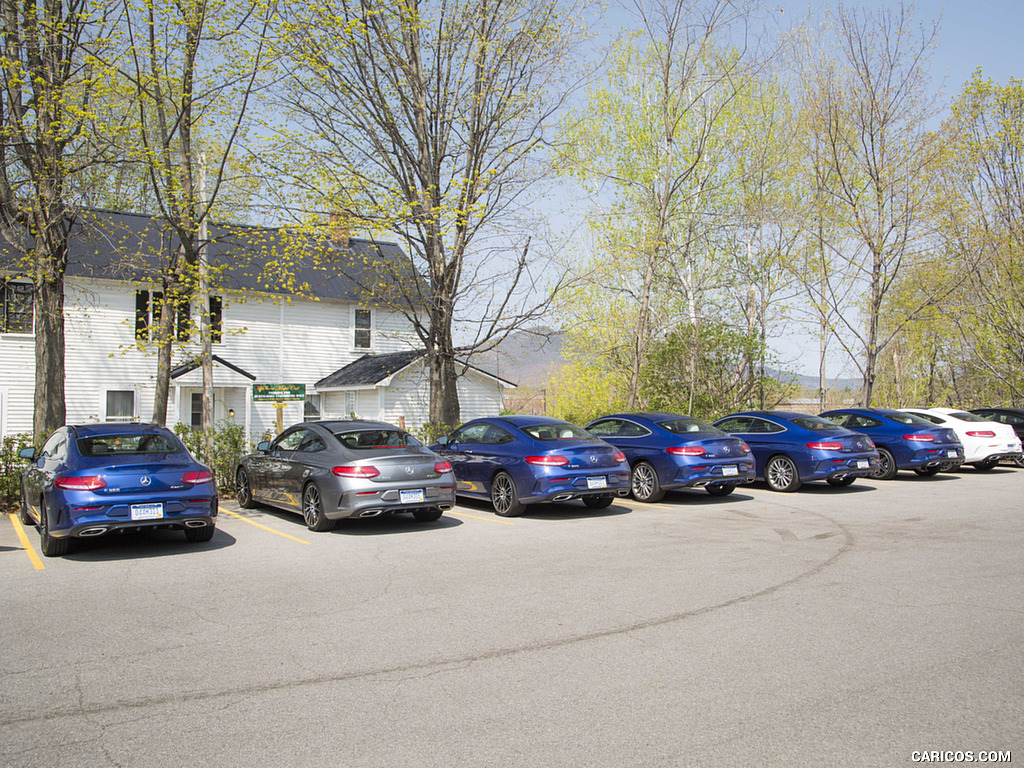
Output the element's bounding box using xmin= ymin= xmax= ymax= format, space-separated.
xmin=317 ymin=419 xmax=405 ymax=431
xmin=718 ymin=410 xmax=813 ymax=421
xmin=593 ymin=412 xmax=701 ymax=423
xmin=494 ymin=415 xmax=567 ymax=427
xmin=71 ymin=423 xmax=173 ymax=437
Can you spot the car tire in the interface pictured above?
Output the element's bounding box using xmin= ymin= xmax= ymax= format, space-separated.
xmin=705 ymin=483 xmax=735 ymax=496
xmin=38 ymin=499 xmax=69 ymax=557
xmin=913 ymin=465 xmax=941 ymax=477
xmin=971 ymin=458 xmax=998 ymax=472
xmin=630 ymin=462 xmax=666 ymax=503
xmin=184 ymin=522 xmax=216 ymax=542
xmin=236 ymin=468 xmax=256 ymax=509
xmin=302 ymin=483 xmax=336 ymax=532
xmin=826 ymin=476 xmax=856 ymax=487
xmin=18 ymin=487 xmax=34 ymax=526
xmin=764 ymin=455 xmax=802 ymax=492
xmin=871 ymin=448 xmax=898 ymax=480
xmin=582 ymin=495 xmax=614 ymax=509
xmin=490 ymin=471 xmax=525 ymax=517
xmin=413 ymin=508 xmax=443 ymax=522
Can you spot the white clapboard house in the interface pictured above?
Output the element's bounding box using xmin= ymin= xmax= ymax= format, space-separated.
xmin=0 ymin=209 xmax=514 ymax=438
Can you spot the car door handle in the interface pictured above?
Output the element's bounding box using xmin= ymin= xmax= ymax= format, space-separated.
xmin=464 ymin=449 xmax=475 ymax=454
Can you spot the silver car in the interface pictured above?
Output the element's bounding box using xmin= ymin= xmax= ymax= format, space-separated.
xmin=235 ymin=420 xmax=455 ymax=531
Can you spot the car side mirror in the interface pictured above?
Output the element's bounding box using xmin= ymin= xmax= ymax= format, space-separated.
xmin=18 ymin=447 xmax=36 ymax=461
xmin=257 ymin=441 xmax=270 ymax=452
xmin=437 ymin=435 xmax=450 ymax=447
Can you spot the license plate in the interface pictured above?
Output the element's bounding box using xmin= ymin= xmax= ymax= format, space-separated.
xmin=721 ymin=465 xmax=739 ymax=477
xmin=587 ymin=476 xmax=607 ymax=489
xmin=131 ymin=503 xmax=163 ymax=520
xmin=400 ymin=489 xmax=425 ymax=504
xmin=856 ymin=460 xmax=869 ymax=469
xmin=946 ymin=450 xmax=958 ymax=459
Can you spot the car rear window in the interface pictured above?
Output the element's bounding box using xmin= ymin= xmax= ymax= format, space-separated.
xmin=885 ymin=411 xmax=932 ymax=426
xmin=522 ymin=423 xmax=591 ymax=441
xmin=78 ymin=433 xmax=183 ymax=456
xmin=789 ymin=416 xmax=843 ymax=431
xmin=950 ymin=411 xmax=986 ymax=422
xmin=333 ymin=429 xmax=421 ymax=450
xmin=658 ymin=417 xmax=722 ymax=435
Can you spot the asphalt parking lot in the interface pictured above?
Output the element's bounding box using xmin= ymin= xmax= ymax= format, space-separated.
xmin=2 ymin=469 xmax=1022 ymax=767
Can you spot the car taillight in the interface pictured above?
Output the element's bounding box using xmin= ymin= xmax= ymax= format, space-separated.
xmin=525 ymin=455 xmax=570 ymax=466
xmin=434 ymin=461 xmax=452 ymax=473
xmin=667 ymin=446 xmax=706 ymax=456
xmin=903 ymin=434 xmax=935 ymax=442
xmin=182 ymin=470 xmax=214 ymax=485
xmin=332 ymin=465 xmax=380 ymax=478
xmin=806 ymin=441 xmax=843 ymax=450
xmin=966 ymin=430 xmax=996 ymax=438
xmin=55 ymin=476 xmax=106 ymax=491
xmin=740 ymin=442 xmax=751 ymax=453
xmin=612 ymin=451 xmax=626 ymax=463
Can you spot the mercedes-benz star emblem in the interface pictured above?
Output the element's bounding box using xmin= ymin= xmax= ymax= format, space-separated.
xmin=404 ymin=466 xmax=414 ymax=475
xmin=140 ymin=476 xmax=151 ymax=486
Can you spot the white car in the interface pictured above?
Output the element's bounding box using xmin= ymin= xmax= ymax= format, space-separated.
xmin=901 ymin=408 xmax=1023 ymax=470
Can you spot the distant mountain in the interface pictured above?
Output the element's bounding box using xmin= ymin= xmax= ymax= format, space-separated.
xmin=479 ymin=329 xmax=862 ymax=394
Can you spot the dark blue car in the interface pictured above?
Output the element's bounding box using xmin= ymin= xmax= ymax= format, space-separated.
xmin=819 ymin=408 xmax=963 ymax=480
xmin=432 ymin=416 xmax=630 ymax=517
xmin=585 ymin=412 xmax=755 ymax=501
xmin=712 ymin=411 xmax=879 ymax=492
xmin=19 ymin=423 xmax=218 ymax=556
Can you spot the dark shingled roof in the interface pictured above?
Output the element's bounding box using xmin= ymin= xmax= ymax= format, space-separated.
xmin=316 ymin=350 xmax=424 ymax=388
xmin=1 ymin=208 xmax=421 ymax=304
xmin=316 ymin=350 xmax=517 ymax=389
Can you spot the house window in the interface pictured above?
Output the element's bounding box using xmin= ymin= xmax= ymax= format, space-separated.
xmin=191 ymin=392 xmax=203 ymax=428
xmin=2 ymin=280 xmax=33 ymax=334
xmin=106 ymin=390 xmax=135 ymax=422
xmin=355 ymin=308 xmax=371 ymax=349
xmin=304 ymin=393 xmax=321 ymax=421
xmin=134 ymin=290 xmax=198 ymax=343
xmin=209 ymin=296 xmax=222 ymax=343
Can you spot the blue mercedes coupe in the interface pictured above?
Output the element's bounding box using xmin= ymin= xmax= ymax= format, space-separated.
xmin=712 ymin=411 xmax=879 ymax=492
xmin=19 ymin=423 xmax=218 ymax=556
xmin=432 ymin=416 xmax=630 ymax=516
xmin=585 ymin=412 xmax=755 ymax=501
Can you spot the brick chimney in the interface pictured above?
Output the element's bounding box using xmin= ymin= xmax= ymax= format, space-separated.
xmin=329 ymin=211 xmax=350 ymax=248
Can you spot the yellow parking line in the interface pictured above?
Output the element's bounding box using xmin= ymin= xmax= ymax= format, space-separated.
xmin=7 ymin=513 xmax=45 ymax=570
xmin=448 ymin=511 xmax=515 ymax=525
xmin=219 ymin=508 xmax=311 ymax=544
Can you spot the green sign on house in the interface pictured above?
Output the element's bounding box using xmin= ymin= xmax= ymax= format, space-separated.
xmin=253 ymin=383 xmax=306 ymax=402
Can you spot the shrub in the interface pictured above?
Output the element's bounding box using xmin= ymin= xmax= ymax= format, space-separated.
xmin=173 ymin=420 xmax=253 ymax=496
xmin=0 ymin=432 xmax=35 ymax=512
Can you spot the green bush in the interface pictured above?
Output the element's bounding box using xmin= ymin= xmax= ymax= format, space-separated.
xmin=413 ymin=421 xmax=457 ymax=444
xmin=0 ymin=432 xmax=35 ymax=512
xmin=173 ymin=420 xmax=253 ymax=496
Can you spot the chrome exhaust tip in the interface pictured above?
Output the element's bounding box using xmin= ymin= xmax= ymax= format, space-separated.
xmin=184 ymin=520 xmax=208 ymax=529
xmin=79 ymin=527 xmax=108 ymax=537
xmin=359 ymin=509 xmax=383 ymax=518
xmin=438 ymin=503 xmax=453 ymax=511
xmin=551 ymin=493 xmax=574 ymax=502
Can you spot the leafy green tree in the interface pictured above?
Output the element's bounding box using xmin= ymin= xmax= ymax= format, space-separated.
xmin=0 ymin=0 xmax=114 ymax=437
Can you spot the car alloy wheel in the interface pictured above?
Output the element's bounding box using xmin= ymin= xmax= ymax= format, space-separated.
xmin=765 ymin=455 xmax=801 ymax=493
xmin=236 ymin=468 xmax=256 ymax=509
xmin=490 ymin=471 xmax=525 ymax=517
xmin=871 ymin=448 xmax=898 ymax=480
xmin=302 ymin=483 xmax=335 ymax=532
xmin=630 ymin=462 xmax=665 ymax=503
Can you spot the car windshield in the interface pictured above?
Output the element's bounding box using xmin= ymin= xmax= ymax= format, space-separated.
xmin=521 ymin=423 xmax=591 ymax=441
xmin=78 ymin=433 xmax=183 ymax=456
xmin=333 ymin=429 xmax=421 ymax=450
xmin=789 ymin=416 xmax=843 ymax=431
xmin=885 ymin=411 xmax=933 ymax=426
xmin=658 ymin=417 xmax=723 ymax=436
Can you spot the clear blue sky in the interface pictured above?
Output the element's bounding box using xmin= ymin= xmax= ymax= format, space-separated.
xmin=782 ymin=0 xmax=1023 ymax=96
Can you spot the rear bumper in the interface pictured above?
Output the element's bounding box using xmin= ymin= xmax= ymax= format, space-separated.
xmin=668 ymin=462 xmax=755 ymax=489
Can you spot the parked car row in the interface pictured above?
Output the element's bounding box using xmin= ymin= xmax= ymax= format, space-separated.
xmin=17 ymin=406 xmax=1024 ymax=555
